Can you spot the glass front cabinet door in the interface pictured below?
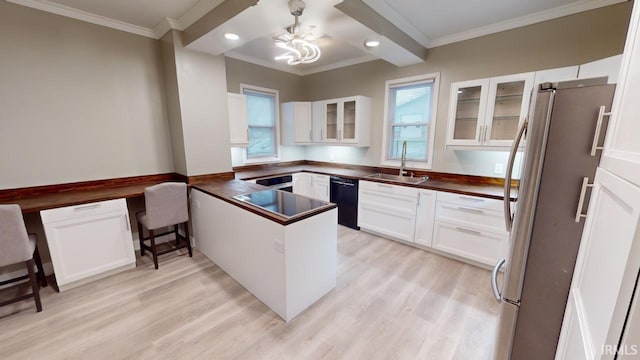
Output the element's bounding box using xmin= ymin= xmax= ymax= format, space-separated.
xmin=446 ymin=79 xmax=490 ymax=146
xmin=484 ymin=73 xmax=534 ymax=147
xmin=446 ymin=72 xmax=534 ymax=149
xmin=315 ymin=96 xmax=371 ymax=146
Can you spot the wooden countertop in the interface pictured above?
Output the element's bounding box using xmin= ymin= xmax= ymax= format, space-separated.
xmin=1 ymin=179 xmax=175 ymax=213
xmin=192 ymin=180 xmax=337 ymax=226
xmin=235 ymin=165 xmax=516 ymax=201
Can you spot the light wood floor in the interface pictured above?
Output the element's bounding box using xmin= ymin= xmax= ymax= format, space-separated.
xmin=0 ymin=226 xmax=499 ymax=359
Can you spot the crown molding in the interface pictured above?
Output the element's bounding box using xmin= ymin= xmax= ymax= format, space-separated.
xmin=427 ymin=0 xmax=627 ymax=48
xmin=362 ymin=0 xmax=430 ymax=47
xmin=6 ymin=0 xmax=158 ymax=38
xmin=225 ymin=51 xmax=379 ymax=77
xmin=6 ymin=0 xmax=224 ymax=40
xmin=225 ymin=51 xmax=305 ymax=76
xmin=299 ymin=55 xmax=378 ymax=76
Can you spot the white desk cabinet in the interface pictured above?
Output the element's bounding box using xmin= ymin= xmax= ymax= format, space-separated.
xmin=41 ymin=199 xmax=135 ymax=291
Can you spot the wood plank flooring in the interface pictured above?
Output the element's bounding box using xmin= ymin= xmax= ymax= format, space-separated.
xmin=0 ymin=226 xmax=499 ymax=359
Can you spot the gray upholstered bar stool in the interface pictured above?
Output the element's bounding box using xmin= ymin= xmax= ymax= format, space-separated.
xmin=136 ymin=182 xmax=192 ymax=269
xmin=0 ymin=204 xmax=47 ymax=313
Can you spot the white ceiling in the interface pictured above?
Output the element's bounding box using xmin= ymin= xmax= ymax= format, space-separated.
xmin=7 ymin=0 xmax=627 ymax=75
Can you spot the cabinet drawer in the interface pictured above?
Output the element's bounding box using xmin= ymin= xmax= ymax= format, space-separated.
xmin=436 ymin=191 xmax=504 ymax=212
xmin=359 ymin=191 xmax=417 ymax=214
xmin=432 ymin=220 xmax=509 ymax=266
xmin=436 ymin=202 xmax=506 ymax=233
xmin=358 ymin=204 xmax=416 ymax=242
xmin=360 ymin=180 xmax=419 ymax=198
xmin=41 ymin=198 xmax=128 ymax=223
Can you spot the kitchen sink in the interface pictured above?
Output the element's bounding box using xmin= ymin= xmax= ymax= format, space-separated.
xmin=365 ymin=173 xmax=429 ymax=185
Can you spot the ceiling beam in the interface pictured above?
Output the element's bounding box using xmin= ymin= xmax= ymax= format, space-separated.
xmin=335 ymin=0 xmax=428 ymax=61
xmin=182 ymin=0 xmax=259 ymax=46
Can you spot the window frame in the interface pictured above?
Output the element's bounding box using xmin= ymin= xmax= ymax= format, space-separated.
xmin=240 ymin=83 xmax=281 ymax=164
xmin=380 ymin=73 xmax=440 ymax=170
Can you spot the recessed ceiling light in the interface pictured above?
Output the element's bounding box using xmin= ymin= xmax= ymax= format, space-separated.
xmin=225 ymin=33 xmax=240 ymax=41
xmin=364 ymin=40 xmax=380 ymax=48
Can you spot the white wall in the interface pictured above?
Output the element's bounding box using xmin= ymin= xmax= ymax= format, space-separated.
xmin=0 ymin=1 xmax=174 ymax=189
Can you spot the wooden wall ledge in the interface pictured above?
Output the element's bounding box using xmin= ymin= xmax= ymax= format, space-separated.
xmin=0 ymin=172 xmax=235 ymax=213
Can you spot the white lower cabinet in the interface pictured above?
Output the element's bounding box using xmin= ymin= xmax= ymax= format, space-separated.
xmin=311 ymin=174 xmax=330 ymax=202
xmin=40 ymin=198 xmax=135 ymax=291
xmin=414 ymin=189 xmax=437 ymax=247
xmin=358 ymin=181 xmax=508 ymax=268
xmin=292 ymin=173 xmax=329 ymax=202
xmin=358 ymin=181 xmax=418 ymax=242
xmin=432 ymin=192 xmax=509 ymax=266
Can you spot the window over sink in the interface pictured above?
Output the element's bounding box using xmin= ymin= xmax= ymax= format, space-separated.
xmin=240 ymin=84 xmax=280 ymax=163
xmin=381 ymin=73 xmax=440 ymax=170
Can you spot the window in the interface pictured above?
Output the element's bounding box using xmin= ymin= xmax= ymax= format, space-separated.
xmin=381 ymin=73 xmax=439 ymax=170
xmin=241 ymin=84 xmax=280 ymax=162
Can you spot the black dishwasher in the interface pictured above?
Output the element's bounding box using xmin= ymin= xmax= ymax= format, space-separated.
xmin=329 ymin=176 xmax=359 ymax=230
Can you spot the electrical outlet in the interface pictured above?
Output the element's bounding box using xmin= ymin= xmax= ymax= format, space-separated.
xmin=495 ymin=163 xmax=505 ymax=174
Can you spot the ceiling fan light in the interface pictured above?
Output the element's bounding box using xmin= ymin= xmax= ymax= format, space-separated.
xmin=364 ymin=40 xmax=380 ymax=48
xmin=224 ymin=33 xmax=240 ymax=40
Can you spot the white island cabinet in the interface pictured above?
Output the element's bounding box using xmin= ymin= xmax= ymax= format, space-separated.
xmin=191 ymin=189 xmax=337 ymax=322
xmin=40 ymin=198 xmax=135 ymax=291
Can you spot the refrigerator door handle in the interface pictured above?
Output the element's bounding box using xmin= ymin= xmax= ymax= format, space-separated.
xmin=504 ymin=118 xmax=528 ymax=232
xmin=492 ymin=258 xmax=507 ymax=302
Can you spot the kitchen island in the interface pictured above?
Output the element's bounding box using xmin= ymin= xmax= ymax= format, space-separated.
xmin=191 ymin=180 xmax=337 ymax=322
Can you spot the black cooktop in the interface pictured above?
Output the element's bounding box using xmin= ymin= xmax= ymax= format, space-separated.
xmin=233 ymin=189 xmax=329 ymax=218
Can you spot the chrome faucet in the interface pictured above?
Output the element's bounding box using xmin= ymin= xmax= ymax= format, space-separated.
xmin=399 ymin=140 xmax=408 ymax=176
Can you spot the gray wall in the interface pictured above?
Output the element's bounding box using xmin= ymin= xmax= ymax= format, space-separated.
xmin=302 ymin=2 xmax=632 ymax=176
xmin=173 ymin=31 xmax=233 ymax=176
xmin=0 ymin=1 xmax=174 ymax=189
xmin=224 ymin=2 xmax=632 ymax=176
xmin=225 ymin=57 xmax=307 ymax=166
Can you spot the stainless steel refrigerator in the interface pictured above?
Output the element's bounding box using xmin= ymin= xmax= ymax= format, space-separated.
xmin=491 ymin=79 xmax=616 ymax=360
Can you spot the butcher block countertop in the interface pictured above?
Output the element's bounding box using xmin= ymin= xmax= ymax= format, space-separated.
xmin=233 ymin=164 xmax=516 ymax=202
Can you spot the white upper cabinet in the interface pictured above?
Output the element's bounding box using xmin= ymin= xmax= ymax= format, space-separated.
xmin=446 ymin=72 xmax=534 ymax=150
xmin=281 ymin=102 xmax=312 ymax=145
xmin=578 ymin=54 xmax=623 ymax=84
xmin=313 ymin=95 xmax=371 ymax=147
xmin=228 ymin=92 xmax=248 ymax=147
xmin=533 ymin=66 xmax=580 ymax=85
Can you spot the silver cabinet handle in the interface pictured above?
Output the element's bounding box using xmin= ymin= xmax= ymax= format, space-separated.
xmin=590 ymin=105 xmax=612 ymax=156
xmin=455 ymin=227 xmax=482 ymax=236
xmin=457 ymin=206 xmax=484 ymax=214
xmin=338 ymin=129 xmax=342 ymax=141
xmin=459 ymin=196 xmax=484 ymax=202
xmin=74 ymin=204 xmax=100 ymax=211
xmin=123 ymin=214 xmax=130 ymax=231
xmin=246 ymin=128 xmax=250 ymax=141
xmin=575 ymin=177 xmax=594 ymax=222
xmin=484 ymin=125 xmax=489 ymax=143
xmin=504 ymin=118 xmax=528 ymax=232
xmin=321 ymin=129 xmax=324 ymax=140
xmin=479 ymin=125 xmax=484 ymax=143
xmin=492 ymin=258 xmax=506 ymax=301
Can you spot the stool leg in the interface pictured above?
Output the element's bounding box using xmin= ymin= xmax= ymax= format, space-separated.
xmin=138 ymin=221 xmax=145 ymax=256
xmin=26 ymin=259 xmax=42 ymax=312
xmin=184 ymin=222 xmax=192 ymax=258
xmin=149 ymin=229 xmax=159 ymax=270
xmin=174 ymin=224 xmax=180 ymax=246
xmin=34 ymin=246 xmax=47 ymax=288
